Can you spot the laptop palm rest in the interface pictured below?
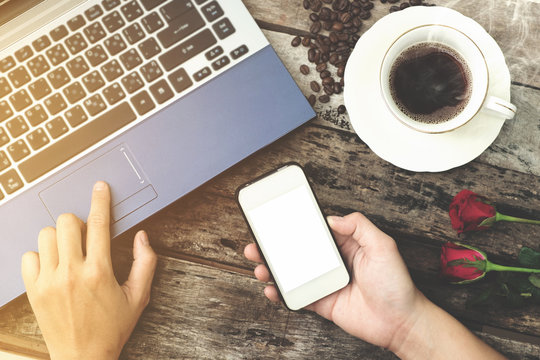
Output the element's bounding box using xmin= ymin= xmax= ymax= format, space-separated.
xmin=39 ymin=144 xmax=157 ymax=223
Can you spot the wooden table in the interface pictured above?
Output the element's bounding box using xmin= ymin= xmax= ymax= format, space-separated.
xmin=1 ymin=0 xmax=540 ymax=358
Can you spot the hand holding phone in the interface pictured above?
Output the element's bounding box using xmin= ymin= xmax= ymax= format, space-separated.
xmin=237 ymin=163 xmax=350 ymax=310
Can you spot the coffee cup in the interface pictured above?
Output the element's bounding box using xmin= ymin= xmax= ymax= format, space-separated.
xmin=379 ymin=24 xmax=516 ymax=134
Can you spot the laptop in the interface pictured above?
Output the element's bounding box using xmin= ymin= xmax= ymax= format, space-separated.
xmin=0 ymin=0 xmax=315 ymax=306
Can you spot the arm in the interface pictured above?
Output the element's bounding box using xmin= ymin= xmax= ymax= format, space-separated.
xmin=244 ymin=212 xmax=505 ymax=359
xmin=21 ymin=181 xmax=158 ymax=360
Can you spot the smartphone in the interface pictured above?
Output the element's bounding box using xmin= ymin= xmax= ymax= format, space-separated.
xmin=237 ymin=163 xmax=350 ymax=310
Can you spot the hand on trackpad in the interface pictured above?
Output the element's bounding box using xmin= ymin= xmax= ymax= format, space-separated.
xmin=39 ymin=144 xmax=157 ymax=223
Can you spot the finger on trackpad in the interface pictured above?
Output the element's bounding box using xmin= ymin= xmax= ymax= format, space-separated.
xmin=39 ymin=144 xmax=157 ymax=223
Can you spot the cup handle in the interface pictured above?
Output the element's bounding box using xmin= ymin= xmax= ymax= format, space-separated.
xmin=482 ymin=95 xmax=517 ymax=119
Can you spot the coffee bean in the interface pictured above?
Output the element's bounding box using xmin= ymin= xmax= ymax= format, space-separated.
xmin=320 ymin=70 xmax=331 ymax=79
xmin=322 ymin=0 xmax=333 ymax=3
xmin=410 ymin=0 xmax=422 ymax=4
xmin=337 ymin=104 xmax=346 ymax=114
xmin=400 ymin=3 xmax=410 ymax=9
xmin=329 ymin=31 xmax=339 ymax=43
xmin=310 ymin=81 xmax=321 ymax=92
xmin=362 ymin=2 xmax=374 ymax=10
xmin=388 ymin=0 xmax=399 ymax=3
xmin=310 ymin=0 xmax=323 ymax=12
xmin=340 ymin=77 xmax=345 ymax=87
xmin=389 ymin=5 xmax=400 ymax=12
xmin=340 ymin=12 xmax=352 ymax=23
xmin=303 ymin=0 xmax=311 ymax=10
xmin=319 ymin=94 xmax=330 ymax=103
xmin=380 ymin=0 xmax=388 ymax=3
xmin=302 ymin=36 xmax=311 ymax=47
xmin=324 ymin=85 xmax=334 ymax=95
xmin=331 ymin=22 xmax=344 ymax=31
xmin=333 ymin=82 xmax=342 ymax=94
xmin=320 ymin=7 xmax=331 ymax=20
xmin=300 ymin=64 xmax=310 ymax=75
xmin=316 ymin=62 xmax=327 ymax=72
xmin=322 ymin=76 xmax=335 ymax=86
xmin=308 ymin=94 xmax=317 ymax=106
xmin=291 ymin=36 xmax=301 ymax=47
xmin=309 ymin=13 xmax=320 ymax=21
xmin=308 ymin=48 xmax=317 ymax=62
xmin=310 ymin=21 xmax=322 ymax=34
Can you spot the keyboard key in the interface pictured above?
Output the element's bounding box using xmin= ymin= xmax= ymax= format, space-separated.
xmin=123 ymin=23 xmax=145 ymax=44
xmin=0 ymin=126 xmax=9 ymax=146
xmin=44 ymin=93 xmax=68 ymax=115
xmin=26 ymin=128 xmax=50 ymax=150
xmin=205 ymin=46 xmax=223 ymax=60
xmin=28 ymin=78 xmax=52 ymax=100
xmin=6 ymin=116 xmax=29 ymax=138
xmin=47 ymin=67 xmax=71 ymax=89
xmin=32 ymin=36 xmax=52 ymax=52
xmin=46 ymin=44 xmax=69 ymax=66
xmin=9 ymin=90 xmax=32 ymax=111
xmin=0 ymin=151 xmax=10 ymax=172
xmin=0 ymin=56 xmax=16 ymax=73
xmin=201 ymin=1 xmax=224 ymax=22
xmin=66 ymin=56 xmax=90 ymax=78
xmin=194 ymin=0 xmax=209 ymax=4
xmin=140 ymin=0 xmax=166 ymax=11
xmin=212 ymin=18 xmax=235 ymax=40
xmin=138 ymin=38 xmax=161 ymax=59
xmin=67 ymin=15 xmax=87 ymax=31
xmin=84 ymin=22 xmax=107 ymax=44
xmin=102 ymin=83 xmax=126 ymax=105
xmin=103 ymin=34 xmax=127 ymax=56
xmin=211 ymin=56 xmax=230 ymax=71
xmin=82 ymin=70 xmax=105 ymax=92
xmin=63 ymin=82 xmax=87 ymax=104
xmin=8 ymin=66 xmax=31 ymax=88
xmin=230 ymin=44 xmax=249 ymax=60
xmin=46 ymin=117 xmax=69 ymax=139
xmin=141 ymin=12 xmax=164 ymax=34
xmin=149 ymin=79 xmax=173 ymax=104
xmin=121 ymin=72 xmax=144 ymax=93
xmin=84 ymin=5 xmax=104 ymax=22
xmin=160 ymin=0 xmax=193 ymax=23
xmin=102 ymin=11 xmax=125 ymax=33
xmin=65 ymin=33 xmax=88 ymax=55
xmin=167 ymin=67 xmax=192 ymax=93
xmin=0 ymin=77 xmax=12 ymax=98
xmin=156 ymin=8 xmax=204 ymax=48
xmin=101 ymin=59 xmax=124 ymax=81
xmin=19 ymin=102 xmax=137 ymax=183
xmin=25 ymin=104 xmax=48 ymax=126
xmin=0 ymin=169 xmax=24 ymax=195
xmin=8 ymin=140 xmax=30 ymax=162
xmin=15 ymin=46 xmax=34 ymax=62
xmin=65 ymin=105 xmax=88 ymax=127
xmin=193 ymin=66 xmax=211 ymax=82
xmin=0 ymin=100 xmax=13 ymax=122
xmin=121 ymin=1 xmax=144 ymax=22
xmin=85 ymin=44 xmax=109 ymax=66
xmin=140 ymin=61 xmax=163 ymax=83
xmin=27 ymin=55 xmax=51 ymax=77
xmin=159 ymin=29 xmax=216 ymax=71
xmin=50 ymin=25 xmax=69 ymax=42
xmin=83 ymin=94 xmax=107 ymax=116
xmin=119 ymin=48 xmax=142 ymax=70
xmin=131 ymin=90 xmax=155 ymax=115
xmin=102 ymin=0 xmax=121 ymax=11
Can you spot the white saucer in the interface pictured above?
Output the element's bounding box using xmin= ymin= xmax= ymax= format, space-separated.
xmin=344 ymin=6 xmax=512 ymax=172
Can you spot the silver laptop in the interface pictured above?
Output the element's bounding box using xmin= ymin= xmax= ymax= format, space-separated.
xmin=0 ymin=0 xmax=315 ymax=306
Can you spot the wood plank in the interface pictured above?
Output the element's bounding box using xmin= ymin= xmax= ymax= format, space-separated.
xmin=244 ymin=0 xmax=540 ymax=88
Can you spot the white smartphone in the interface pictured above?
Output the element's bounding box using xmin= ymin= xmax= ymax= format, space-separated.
xmin=237 ymin=163 xmax=350 ymax=310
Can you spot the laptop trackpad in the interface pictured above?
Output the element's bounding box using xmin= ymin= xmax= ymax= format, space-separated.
xmin=39 ymin=144 xmax=157 ymax=223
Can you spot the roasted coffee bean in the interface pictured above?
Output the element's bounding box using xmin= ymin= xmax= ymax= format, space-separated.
xmin=291 ymin=36 xmax=302 ymax=47
xmin=308 ymin=94 xmax=316 ymax=106
xmin=337 ymin=104 xmax=346 ymax=114
xmin=388 ymin=0 xmax=399 ymax=3
xmin=410 ymin=0 xmax=422 ymax=4
xmin=308 ymin=48 xmax=317 ymax=62
xmin=329 ymin=53 xmax=339 ymax=65
xmin=302 ymin=36 xmax=311 ymax=47
xmin=334 ymin=0 xmax=349 ymax=12
xmin=359 ymin=10 xmax=371 ymax=19
xmin=322 ymin=76 xmax=334 ymax=86
xmin=316 ymin=62 xmax=327 ymax=72
xmin=332 ymin=22 xmax=344 ymax=31
xmin=309 ymin=13 xmax=320 ymax=21
xmin=310 ymin=81 xmax=321 ymax=92
xmin=380 ymin=0 xmax=388 ymax=3
xmin=320 ymin=7 xmax=332 ymax=20
xmin=337 ymin=65 xmax=345 ymax=78
xmin=340 ymin=12 xmax=353 ymax=23
xmin=329 ymin=32 xmax=339 ymax=43
xmin=322 ymin=21 xmax=333 ymax=30
xmin=310 ymin=21 xmax=322 ymax=34
xmin=322 ymin=0 xmax=333 ymax=3
xmin=333 ymin=82 xmax=342 ymax=94
xmin=362 ymin=2 xmax=374 ymax=10
xmin=389 ymin=5 xmax=400 ymax=12
xmin=310 ymin=0 xmax=323 ymax=12
xmin=323 ymin=85 xmax=334 ymax=95
xmin=303 ymin=0 xmax=311 ymax=10
xmin=320 ymin=70 xmax=331 ymax=79
xmin=353 ymin=17 xmax=362 ymax=28
xmin=320 ymin=53 xmax=329 ymax=63
xmin=319 ymin=94 xmax=330 ymax=103
xmin=300 ymin=64 xmax=310 ymax=75
xmin=400 ymin=3 xmax=410 ymax=9
xmin=340 ymin=77 xmax=345 ymax=87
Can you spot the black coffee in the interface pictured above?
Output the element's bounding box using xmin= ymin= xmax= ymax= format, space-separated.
xmin=389 ymin=42 xmax=472 ymax=124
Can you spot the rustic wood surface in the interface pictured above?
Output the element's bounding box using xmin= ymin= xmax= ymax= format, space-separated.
xmin=1 ymin=0 xmax=540 ymax=358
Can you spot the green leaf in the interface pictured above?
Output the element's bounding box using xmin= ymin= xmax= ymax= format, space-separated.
xmin=529 ymin=274 xmax=540 ymax=288
xmin=518 ymin=247 xmax=540 ymax=268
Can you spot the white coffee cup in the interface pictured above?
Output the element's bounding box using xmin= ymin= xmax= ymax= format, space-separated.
xmin=379 ymin=24 xmax=516 ymax=134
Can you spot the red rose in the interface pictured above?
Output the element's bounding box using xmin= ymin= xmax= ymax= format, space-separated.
xmin=449 ymin=190 xmax=496 ymax=233
xmin=440 ymin=242 xmax=487 ymax=283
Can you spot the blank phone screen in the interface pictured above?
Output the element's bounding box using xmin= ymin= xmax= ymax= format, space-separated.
xmin=247 ymin=184 xmax=341 ymax=293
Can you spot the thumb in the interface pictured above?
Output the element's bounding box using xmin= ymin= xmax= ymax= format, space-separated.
xmin=122 ymin=230 xmax=157 ymax=309
xmin=329 ymin=212 xmax=387 ymax=248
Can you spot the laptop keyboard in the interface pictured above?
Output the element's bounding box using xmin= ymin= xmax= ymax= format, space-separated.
xmin=0 ymin=0 xmax=266 ymax=203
